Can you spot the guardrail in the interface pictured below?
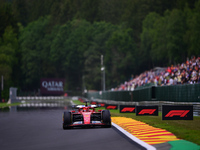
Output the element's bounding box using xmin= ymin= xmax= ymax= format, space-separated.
xmin=17 ymin=96 xmax=65 ymax=100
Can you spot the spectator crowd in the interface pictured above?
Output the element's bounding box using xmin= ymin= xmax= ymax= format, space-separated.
xmin=112 ymin=56 xmax=200 ymax=91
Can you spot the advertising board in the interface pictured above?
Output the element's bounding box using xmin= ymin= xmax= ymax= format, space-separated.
xmin=162 ymin=105 xmax=193 ymax=120
xmin=136 ymin=106 xmax=158 ymax=116
xmin=40 ymin=78 xmax=65 ymax=95
xmin=120 ymin=105 xmax=135 ymax=113
xmin=105 ymin=104 xmax=118 ymax=109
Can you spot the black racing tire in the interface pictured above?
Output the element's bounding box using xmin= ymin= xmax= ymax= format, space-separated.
xmin=63 ymin=111 xmax=72 ymax=129
xmin=102 ymin=110 xmax=111 ymax=128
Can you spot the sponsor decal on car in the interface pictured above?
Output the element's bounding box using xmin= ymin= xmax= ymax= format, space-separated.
xmin=74 ymin=121 xmax=83 ymax=124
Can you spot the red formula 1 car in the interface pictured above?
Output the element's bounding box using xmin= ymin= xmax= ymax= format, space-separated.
xmin=63 ymin=103 xmax=111 ymax=129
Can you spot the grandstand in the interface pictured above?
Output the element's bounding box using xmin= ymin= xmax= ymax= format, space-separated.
xmin=113 ymin=56 xmax=200 ymax=91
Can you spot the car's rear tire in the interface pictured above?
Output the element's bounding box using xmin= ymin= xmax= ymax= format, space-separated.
xmin=63 ymin=111 xmax=71 ymax=129
xmin=102 ymin=110 xmax=111 ymax=128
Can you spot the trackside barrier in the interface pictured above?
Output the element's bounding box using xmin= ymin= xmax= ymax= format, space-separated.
xmin=85 ymin=88 xmax=152 ymax=102
xmin=156 ymin=84 xmax=200 ymax=102
xmin=86 ymin=84 xmax=200 ymax=102
xmin=17 ymin=96 xmax=65 ymax=100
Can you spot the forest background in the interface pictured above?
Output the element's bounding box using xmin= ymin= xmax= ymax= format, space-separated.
xmin=0 ymin=0 xmax=200 ymax=98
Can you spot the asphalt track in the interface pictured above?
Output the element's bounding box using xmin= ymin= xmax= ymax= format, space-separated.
xmin=0 ymin=107 xmax=146 ymax=150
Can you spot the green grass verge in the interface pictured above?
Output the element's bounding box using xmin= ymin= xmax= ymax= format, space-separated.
xmin=111 ymin=110 xmax=200 ymax=145
xmin=72 ymin=100 xmax=200 ymax=145
xmin=0 ymin=102 xmax=21 ymax=108
xmin=72 ymin=100 xmax=86 ymax=105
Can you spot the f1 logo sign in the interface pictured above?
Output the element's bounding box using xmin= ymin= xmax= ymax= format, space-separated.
xmin=162 ymin=105 xmax=193 ymax=120
xmin=136 ymin=106 xmax=158 ymax=116
xmin=122 ymin=107 xmax=135 ymax=112
xmin=98 ymin=103 xmax=105 ymax=107
xmin=107 ymin=106 xmax=116 ymax=109
xmin=120 ymin=105 xmax=135 ymax=113
xmin=165 ymin=110 xmax=190 ymax=117
xmin=138 ymin=109 xmax=156 ymax=115
xmin=90 ymin=101 xmax=97 ymax=105
xmin=106 ymin=104 xmax=118 ymax=109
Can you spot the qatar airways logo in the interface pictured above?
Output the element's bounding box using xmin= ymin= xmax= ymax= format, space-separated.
xmin=42 ymin=81 xmax=64 ymax=91
xmin=40 ymin=78 xmax=65 ymax=94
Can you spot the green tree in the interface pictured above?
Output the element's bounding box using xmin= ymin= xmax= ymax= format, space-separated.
xmin=84 ymin=21 xmax=117 ymax=90
xmin=0 ymin=26 xmax=19 ymax=99
xmin=150 ymin=13 xmax=169 ymax=66
xmin=186 ymin=1 xmax=200 ymax=56
xmin=142 ymin=8 xmax=188 ymax=67
xmin=140 ymin=12 xmax=161 ymax=69
xmin=0 ymin=1 xmax=16 ymax=36
xmin=98 ymin=0 xmax=124 ymax=24
xmin=50 ymin=24 xmax=70 ymax=77
xmin=166 ymin=9 xmax=187 ymax=63
xmin=83 ymin=45 xmax=101 ymax=90
xmin=106 ymin=27 xmax=137 ymax=87
xmin=12 ymin=0 xmax=29 ymax=25
xmin=20 ymin=16 xmax=52 ymax=89
xmin=51 ymin=19 xmax=93 ymax=91
xmin=63 ymin=20 xmax=92 ymax=91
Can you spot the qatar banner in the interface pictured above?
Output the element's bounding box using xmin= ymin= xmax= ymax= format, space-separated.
xmin=136 ymin=106 xmax=158 ymax=116
xmin=162 ymin=105 xmax=193 ymax=120
xmin=40 ymin=78 xmax=65 ymax=95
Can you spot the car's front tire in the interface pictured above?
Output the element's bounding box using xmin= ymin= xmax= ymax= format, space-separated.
xmin=102 ymin=110 xmax=111 ymax=128
xmin=63 ymin=111 xmax=72 ymax=129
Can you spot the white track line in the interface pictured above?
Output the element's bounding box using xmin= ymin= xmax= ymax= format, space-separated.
xmin=112 ymin=122 xmax=156 ymax=150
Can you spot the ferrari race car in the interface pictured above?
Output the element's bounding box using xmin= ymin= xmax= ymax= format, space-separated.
xmin=63 ymin=103 xmax=111 ymax=129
